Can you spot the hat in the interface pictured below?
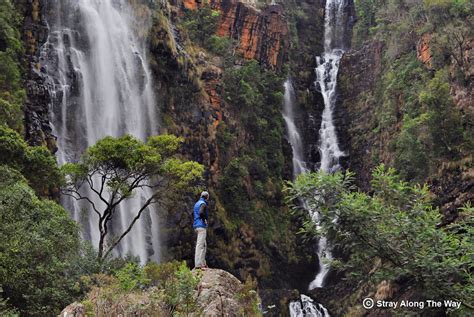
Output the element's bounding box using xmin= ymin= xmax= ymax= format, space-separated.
xmin=201 ymin=191 xmax=209 ymax=198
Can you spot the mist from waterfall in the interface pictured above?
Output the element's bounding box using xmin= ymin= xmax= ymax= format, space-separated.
xmin=42 ymin=0 xmax=160 ymax=262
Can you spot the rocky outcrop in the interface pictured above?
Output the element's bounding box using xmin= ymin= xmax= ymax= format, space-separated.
xmin=59 ymin=302 xmax=85 ymax=317
xmin=416 ymin=33 xmax=432 ymax=68
xmin=196 ymin=268 xmax=252 ymax=316
xmin=182 ymin=0 xmax=289 ymax=69
xmin=59 ymin=268 xmax=260 ymax=317
xmin=337 ymin=41 xmax=385 ymax=189
xmin=21 ymin=0 xmax=57 ymax=150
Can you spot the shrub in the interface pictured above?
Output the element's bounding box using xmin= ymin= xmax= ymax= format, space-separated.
xmin=0 ymin=125 xmax=61 ymax=195
xmin=0 ymin=166 xmax=82 ymax=316
xmin=285 ymin=165 xmax=473 ymax=312
xmin=144 ymin=261 xmax=201 ymax=315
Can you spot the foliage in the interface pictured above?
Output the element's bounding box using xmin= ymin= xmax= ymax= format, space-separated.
xmin=82 ymin=261 xmax=200 ymax=316
xmin=145 ymin=261 xmax=201 ymax=314
xmin=0 ymin=0 xmax=25 ymax=132
xmin=236 ymin=275 xmax=261 ymax=316
xmin=285 ymin=165 xmax=473 ymax=312
xmin=0 ymin=124 xmax=61 ymax=196
xmin=419 ymin=69 xmax=465 ymax=156
xmin=62 ymin=134 xmax=204 ymax=259
xmin=393 ymin=115 xmax=430 ymax=182
xmin=115 ymin=262 xmax=150 ymax=292
xmin=181 ymin=5 xmax=228 ymax=55
xmin=0 ymin=165 xmax=83 ymax=316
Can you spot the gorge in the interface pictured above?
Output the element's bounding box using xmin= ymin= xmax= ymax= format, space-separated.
xmin=0 ymin=0 xmax=472 ymax=316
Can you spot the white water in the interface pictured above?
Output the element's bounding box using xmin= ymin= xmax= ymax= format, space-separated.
xmin=283 ymin=80 xmax=307 ymax=177
xmin=42 ymin=0 xmax=160 ymax=262
xmin=308 ymin=0 xmax=347 ymax=290
xmin=283 ymin=79 xmax=331 ymax=317
xmin=289 ymin=295 xmax=330 ymax=317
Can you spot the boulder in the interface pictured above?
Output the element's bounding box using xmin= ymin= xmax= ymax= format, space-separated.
xmin=59 ymin=302 xmax=85 ymax=317
xmin=195 ymin=268 xmax=244 ymax=316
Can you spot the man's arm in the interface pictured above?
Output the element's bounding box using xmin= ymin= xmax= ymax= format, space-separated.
xmin=198 ymin=203 xmax=207 ymax=221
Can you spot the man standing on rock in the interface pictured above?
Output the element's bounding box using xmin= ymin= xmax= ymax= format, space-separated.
xmin=193 ymin=191 xmax=209 ymax=269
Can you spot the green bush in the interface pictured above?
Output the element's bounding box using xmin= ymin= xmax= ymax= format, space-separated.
xmin=115 ymin=262 xmax=150 ymax=292
xmin=0 ymin=125 xmax=61 ymax=195
xmin=393 ymin=115 xmax=430 ymax=182
xmin=145 ymin=261 xmax=201 ymax=315
xmin=181 ymin=5 xmax=223 ymax=53
xmin=419 ymin=69 xmax=465 ymax=156
xmin=285 ymin=165 xmax=473 ymax=313
xmin=0 ymin=0 xmax=26 ymax=132
xmin=0 ymin=166 xmax=82 ymax=316
xmin=207 ymin=34 xmax=232 ymax=55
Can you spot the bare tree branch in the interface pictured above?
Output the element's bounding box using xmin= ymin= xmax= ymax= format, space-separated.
xmin=102 ymin=193 xmax=159 ymax=259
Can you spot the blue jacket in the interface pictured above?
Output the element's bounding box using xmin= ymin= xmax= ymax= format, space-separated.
xmin=193 ymin=198 xmax=208 ymax=229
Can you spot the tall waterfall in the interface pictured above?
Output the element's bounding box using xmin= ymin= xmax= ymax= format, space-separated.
xmin=309 ymin=0 xmax=347 ymax=290
xmin=284 ymin=80 xmax=331 ymax=317
xmin=42 ymin=0 xmax=160 ymax=262
xmin=283 ymin=80 xmax=307 ymax=177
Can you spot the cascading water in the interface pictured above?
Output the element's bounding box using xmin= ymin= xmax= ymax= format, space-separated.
xmin=284 ymin=80 xmax=331 ymax=317
xmin=289 ymin=295 xmax=330 ymax=317
xmin=309 ymin=0 xmax=348 ymax=290
xmin=42 ymin=0 xmax=160 ymax=262
xmin=288 ymin=0 xmax=349 ymax=315
xmin=283 ymin=80 xmax=307 ymax=177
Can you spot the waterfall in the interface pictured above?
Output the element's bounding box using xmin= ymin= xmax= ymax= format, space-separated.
xmin=41 ymin=0 xmax=160 ymax=262
xmin=283 ymin=80 xmax=307 ymax=177
xmin=283 ymin=80 xmax=331 ymax=317
xmin=289 ymin=295 xmax=330 ymax=317
xmin=308 ymin=0 xmax=347 ymax=289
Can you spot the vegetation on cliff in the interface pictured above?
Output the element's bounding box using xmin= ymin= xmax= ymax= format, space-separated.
xmin=0 ymin=0 xmax=25 ymax=133
xmin=148 ymin=0 xmax=316 ymax=289
xmin=345 ymin=0 xmax=473 ymax=184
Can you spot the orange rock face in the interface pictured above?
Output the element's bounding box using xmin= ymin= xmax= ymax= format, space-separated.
xmin=183 ymin=0 xmax=198 ymax=10
xmin=417 ymin=33 xmax=432 ymax=68
xmin=184 ymin=0 xmax=289 ymax=69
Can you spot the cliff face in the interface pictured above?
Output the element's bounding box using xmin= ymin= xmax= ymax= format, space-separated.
xmin=337 ymin=41 xmax=384 ymax=189
xmin=20 ymin=0 xmax=56 ymax=150
xmin=148 ymin=0 xmax=316 ymax=290
xmin=337 ymin=38 xmax=473 ymax=218
xmin=182 ymin=0 xmax=289 ymax=69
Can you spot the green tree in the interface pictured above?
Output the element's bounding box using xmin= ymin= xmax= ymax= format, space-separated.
xmin=62 ymin=134 xmax=204 ymax=259
xmin=419 ymin=69 xmax=464 ymax=156
xmin=0 ymin=165 xmax=82 ymax=316
xmin=285 ymin=166 xmax=473 ymax=311
xmin=0 ymin=0 xmax=26 ymax=132
xmin=0 ymin=125 xmax=61 ymax=196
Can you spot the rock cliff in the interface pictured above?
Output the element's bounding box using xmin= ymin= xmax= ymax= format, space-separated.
xmin=337 ymin=39 xmax=473 ymax=218
xmin=20 ymin=0 xmax=56 ymax=150
xmin=182 ymin=0 xmax=289 ymax=69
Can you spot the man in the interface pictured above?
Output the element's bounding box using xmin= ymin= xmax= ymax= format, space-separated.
xmin=193 ymin=191 xmax=209 ymax=269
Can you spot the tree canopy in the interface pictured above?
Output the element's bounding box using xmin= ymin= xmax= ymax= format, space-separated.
xmin=62 ymin=134 xmax=204 ymax=259
xmin=0 ymin=165 xmax=82 ymax=316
